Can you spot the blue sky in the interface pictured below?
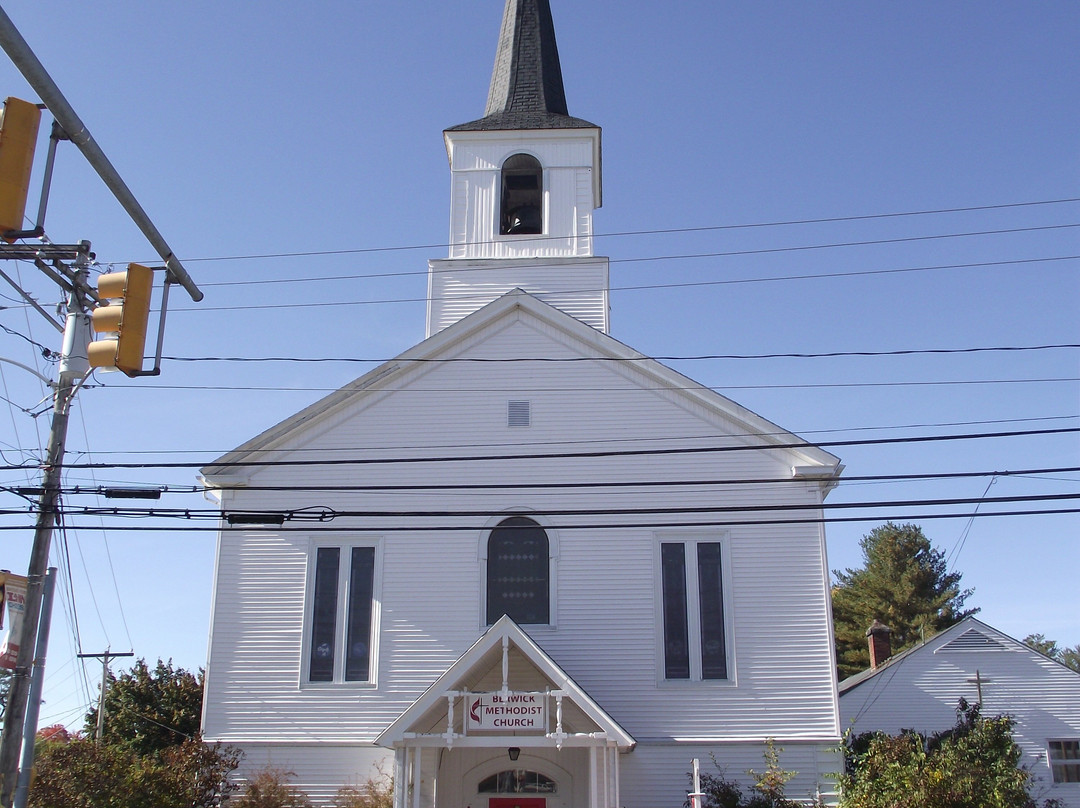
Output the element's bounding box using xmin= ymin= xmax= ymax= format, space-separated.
xmin=0 ymin=1 xmax=1076 ymax=730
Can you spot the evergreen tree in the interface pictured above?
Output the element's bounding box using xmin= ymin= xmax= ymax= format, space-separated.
xmin=832 ymin=522 xmax=976 ymax=679
xmin=1024 ymin=633 xmax=1080 ymax=672
xmin=84 ymin=658 xmax=203 ymax=756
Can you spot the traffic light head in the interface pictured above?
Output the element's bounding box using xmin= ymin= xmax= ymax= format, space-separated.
xmin=0 ymin=97 xmax=41 ymax=241
xmin=88 ymin=264 xmax=154 ymax=376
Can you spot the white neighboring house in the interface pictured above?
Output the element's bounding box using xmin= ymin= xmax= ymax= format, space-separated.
xmin=839 ymin=617 xmax=1080 ymax=807
xmin=200 ymin=1 xmax=846 ymax=805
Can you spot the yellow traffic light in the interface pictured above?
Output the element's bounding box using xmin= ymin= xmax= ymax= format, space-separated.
xmin=0 ymin=97 xmax=41 ymax=241
xmin=88 ymin=264 xmax=154 ymax=376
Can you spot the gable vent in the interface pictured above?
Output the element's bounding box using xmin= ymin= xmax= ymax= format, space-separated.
xmin=938 ymin=629 xmax=1009 ymax=653
xmin=508 ymin=400 xmax=531 ymax=427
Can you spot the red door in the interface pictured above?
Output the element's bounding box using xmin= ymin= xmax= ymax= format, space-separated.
xmin=489 ymin=798 xmax=545 ymax=808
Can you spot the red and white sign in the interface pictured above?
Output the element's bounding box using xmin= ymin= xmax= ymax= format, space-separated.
xmin=0 ymin=575 xmax=27 ymax=669
xmin=467 ymin=692 xmax=546 ymax=732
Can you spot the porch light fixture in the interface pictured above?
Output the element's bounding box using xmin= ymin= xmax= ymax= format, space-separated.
xmin=508 ymin=747 xmax=520 ymax=761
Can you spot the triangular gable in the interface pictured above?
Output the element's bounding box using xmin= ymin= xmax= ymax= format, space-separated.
xmin=202 ymin=289 xmax=841 ymax=485
xmin=839 ymin=617 xmax=1062 ymax=695
xmin=375 ymin=615 xmax=635 ymax=750
xmin=936 ymin=627 xmax=1013 ymax=653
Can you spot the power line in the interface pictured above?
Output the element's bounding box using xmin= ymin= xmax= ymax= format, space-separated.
xmin=2 ymin=426 xmax=1074 ymax=472
xmin=131 ymin=197 xmax=1079 ymax=268
xmin=3 ymin=508 xmax=1077 ymax=533
xmin=168 ymin=251 xmax=1080 ymax=313
xmin=159 ymin=343 xmax=1080 ymax=365
xmin=13 ymin=466 xmax=1080 ymax=497
xmin=182 ymin=253 xmax=1079 ymax=294
xmin=7 ymin=466 xmax=1077 ymax=497
xmin=6 ymin=490 xmax=1075 ymax=522
xmin=87 ymin=376 xmax=1079 ymax=395
xmin=44 ymin=414 xmax=1078 ymax=459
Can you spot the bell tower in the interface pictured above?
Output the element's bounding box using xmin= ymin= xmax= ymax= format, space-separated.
xmin=427 ymin=0 xmax=607 ymax=337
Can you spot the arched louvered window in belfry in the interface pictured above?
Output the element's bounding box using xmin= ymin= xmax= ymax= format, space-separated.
xmin=500 ymin=154 xmax=543 ymax=235
xmin=486 ymin=516 xmax=549 ymax=624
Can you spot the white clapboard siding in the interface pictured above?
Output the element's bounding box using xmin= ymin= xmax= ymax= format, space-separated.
xmin=427 ymin=256 xmax=609 ymax=336
xmin=840 ymin=618 xmax=1080 ymax=808
xmin=620 ymin=741 xmax=842 ymax=808
xmin=204 ymin=295 xmax=841 ymax=804
xmin=444 ymin=131 xmax=599 ymax=262
xmin=232 ymin=743 xmax=391 ymax=806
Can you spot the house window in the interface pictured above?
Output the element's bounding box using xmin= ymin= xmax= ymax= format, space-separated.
xmin=1050 ymin=740 xmax=1080 ymax=783
xmin=308 ymin=545 xmax=376 ymax=683
xmin=500 ymin=154 xmax=543 ymax=235
xmin=660 ymin=539 xmax=729 ymax=680
xmin=487 ymin=516 xmax=549 ymax=625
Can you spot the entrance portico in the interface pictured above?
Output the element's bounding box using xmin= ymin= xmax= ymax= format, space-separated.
xmin=376 ymin=617 xmax=635 ymax=808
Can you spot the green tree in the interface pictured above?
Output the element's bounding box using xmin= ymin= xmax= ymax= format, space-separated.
xmin=1024 ymin=633 xmax=1080 ymax=672
xmin=84 ymin=658 xmax=203 ymax=756
xmin=839 ymin=700 xmax=1062 ymax=808
xmin=28 ymin=735 xmax=239 ymax=808
xmin=28 ymin=657 xmax=240 ymax=807
xmin=832 ymin=522 xmax=977 ymax=679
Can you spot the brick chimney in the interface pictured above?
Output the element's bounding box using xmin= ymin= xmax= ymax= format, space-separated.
xmin=866 ymin=620 xmax=892 ymax=670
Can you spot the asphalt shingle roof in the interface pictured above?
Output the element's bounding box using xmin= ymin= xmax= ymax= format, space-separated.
xmin=447 ymin=0 xmax=598 ymax=131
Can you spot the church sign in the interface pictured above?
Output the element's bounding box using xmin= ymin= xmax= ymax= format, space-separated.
xmin=467 ymin=691 xmax=547 ymax=732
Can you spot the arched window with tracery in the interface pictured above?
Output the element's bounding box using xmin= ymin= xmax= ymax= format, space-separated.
xmin=486 ymin=516 xmax=549 ymax=625
xmin=500 ymin=154 xmax=543 ymax=235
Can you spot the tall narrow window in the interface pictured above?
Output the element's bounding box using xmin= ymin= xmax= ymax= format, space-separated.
xmin=487 ymin=516 xmax=549 ymax=624
xmin=500 ymin=154 xmax=543 ymax=235
xmin=660 ymin=539 xmax=730 ymax=681
xmin=308 ymin=544 xmax=377 ymax=683
xmin=661 ymin=543 xmax=691 ymax=679
xmin=309 ymin=547 xmax=340 ymax=682
xmin=697 ymin=542 xmax=728 ymax=679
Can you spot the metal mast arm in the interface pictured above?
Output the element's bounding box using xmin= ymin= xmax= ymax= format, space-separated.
xmin=0 ymin=6 xmax=203 ymax=302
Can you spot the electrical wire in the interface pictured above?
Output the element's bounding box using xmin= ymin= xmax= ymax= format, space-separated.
xmin=6 ymin=490 xmax=1075 ymax=522
xmin=5 ymin=507 xmax=1077 ymax=533
xmin=5 ymin=466 xmax=1077 ymax=498
xmin=85 ymin=376 xmax=1079 ymax=395
xmin=0 ymin=426 xmax=1073 ymax=472
xmin=121 ymin=196 xmax=1079 ymax=268
xmin=48 ymin=414 xmax=1078 ymax=459
xmin=159 ymin=343 xmax=1080 ymax=365
xmin=167 ymin=252 xmax=1080 ymax=314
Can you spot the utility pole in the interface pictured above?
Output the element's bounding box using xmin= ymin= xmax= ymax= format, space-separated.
xmin=0 ymin=9 xmax=204 ymax=805
xmin=0 ymin=276 xmax=90 ymax=807
xmin=12 ymin=568 xmax=54 ymax=808
xmin=77 ymin=650 xmax=134 ymax=742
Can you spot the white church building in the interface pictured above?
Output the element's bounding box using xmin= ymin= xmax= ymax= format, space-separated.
xmin=201 ymin=1 xmax=846 ymax=805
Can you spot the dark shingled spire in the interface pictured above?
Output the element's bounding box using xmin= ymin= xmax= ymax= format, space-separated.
xmin=448 ymin=0 xmax=597 ymax=131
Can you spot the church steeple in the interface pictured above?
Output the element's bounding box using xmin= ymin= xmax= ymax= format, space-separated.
xmin=429 ymin=0 xmax=607 ymax=337
xmin=449 ymin=0 xmax=597 ymax=131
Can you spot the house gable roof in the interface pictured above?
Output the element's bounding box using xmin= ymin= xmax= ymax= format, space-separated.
xmin=200 ymin=289 xmax=842 ymax=484
xmin=374 ymin=615 xmax=635 ymax=749
xmin=838 ymin=616 xmax=1080 ymax=696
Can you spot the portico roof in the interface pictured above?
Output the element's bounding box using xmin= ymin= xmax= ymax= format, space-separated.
xmin=375 ymin=615 xmax=635 ymax=751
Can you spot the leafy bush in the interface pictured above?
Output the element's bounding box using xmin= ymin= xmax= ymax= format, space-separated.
xmin=332 ymin=767 xmax=394 ymax=808
xmin=688 ymin=740 xmax=811 ymax=808
xmin=27 ymin=735 xmax=239 ymax=808
xmin=839 ymin=700 xmax=1062 ymax=808
xmin=231 ymin=768 xmax=313 ymax=808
